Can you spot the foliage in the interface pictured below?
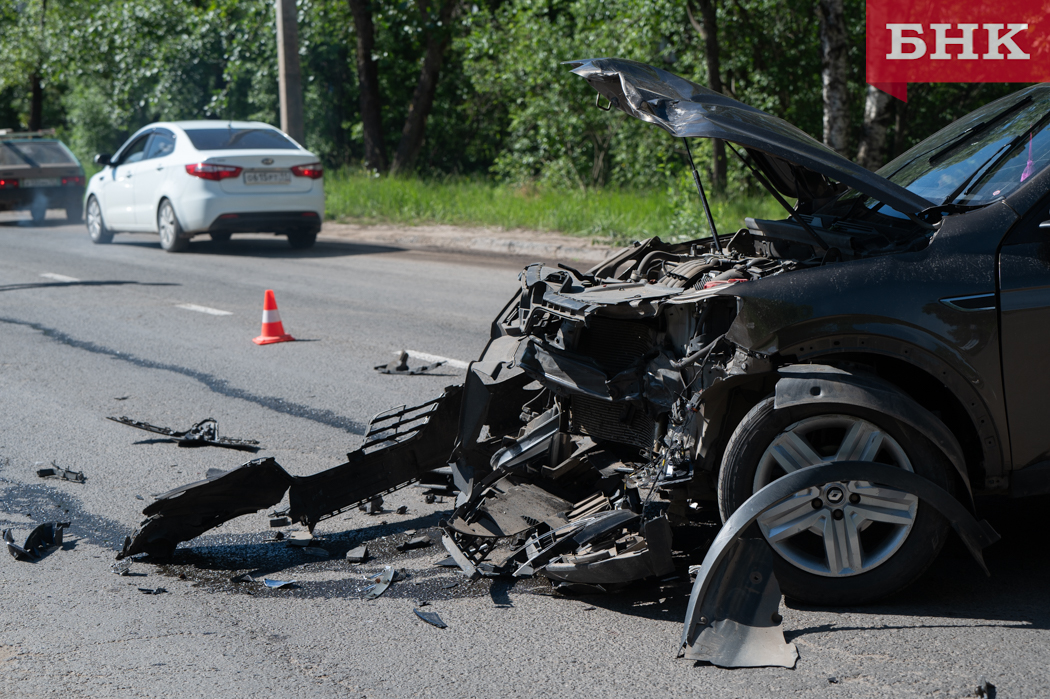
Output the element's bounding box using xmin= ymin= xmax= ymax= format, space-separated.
xmin=325 ymin=168 xmax=783 ymax=243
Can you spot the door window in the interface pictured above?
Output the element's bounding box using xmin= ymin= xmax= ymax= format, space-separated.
xmin=145 ymin=132 xmax=176 ymax=160
xmin=116 ymin=135 xmax=149 ymax=165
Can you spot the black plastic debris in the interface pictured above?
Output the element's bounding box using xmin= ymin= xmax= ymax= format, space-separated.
xmin=360 ymin=496 xmax=383 ymax=515
xmin=36 ymin=463 xmax=86 ymax=483
xmin=137 ymin=587 xmax=167 ymax=595
xmin=414 ymin=608 xmax=447 ymax=628
xmin=230 ymin=573 xmax=254 ymax=583
xmin=264 ymin=578 xmax=297 ymax=589
xmin=108 ymin=416 xmax=261 ymax=451
xmin=375 ymin=351 xmax=446 ymax=376
xmin=976 ymin=677 xmax=997 ymax=698
xmin=397 ymin=536 xmax=433 ymax=552
xmin=270 ymin=517 xmax=291 ymax=528
xmin=346 ymin=545 xmax=368 ymax=563
xmin=395 ymin=505 xmax=408 ymax=515
xmin=3 ymin=522 xmax=70 ymax=561
xmin=302 ymin=547 xmax=330 ymax=558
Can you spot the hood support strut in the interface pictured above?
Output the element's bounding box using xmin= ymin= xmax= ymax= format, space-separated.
xmin=683 ymin=138 xmax=723 ymax=254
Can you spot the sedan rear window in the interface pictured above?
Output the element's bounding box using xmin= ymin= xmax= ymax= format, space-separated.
xmin=183 ymin=128 xmax=299 ymax=151
xmin=0 ymin=140 xmax=77 ymax=166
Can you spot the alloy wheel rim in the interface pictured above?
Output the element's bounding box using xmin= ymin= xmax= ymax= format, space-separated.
xmin=753 ymin=415 xmax=918 ymax=578
xmin=159 ymin=204 xmax=175 ymax=245
xmin=87 ymin=200 xmax=101 ymax=237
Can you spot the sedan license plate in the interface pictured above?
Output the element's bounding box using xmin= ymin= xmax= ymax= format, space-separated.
xmin=244 ymin=170 xmax=291 ymax=185
xmin=22 ymin=178 xmax=61 ymax=188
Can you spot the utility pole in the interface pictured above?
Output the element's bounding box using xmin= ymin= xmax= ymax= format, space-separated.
xmin=275 ymin=0 xmax=305 ymax=144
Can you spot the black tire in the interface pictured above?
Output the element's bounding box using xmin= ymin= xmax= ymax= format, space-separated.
xmin=157 ymin=199 xmax=189 ymax=252
xmin=209 ymin=231 xmax=232 ymax=243
xmin=717 ymin=396 xmax=954 ymax=606
xmin=86 ymin=196 xmax=113 ymax=244
xmin=66 ymin=205 xmax=83 ymax=224
xmin=286 ymin=229 xmax=317 ymax=249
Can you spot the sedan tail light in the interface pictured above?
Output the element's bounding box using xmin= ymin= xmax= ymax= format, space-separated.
xmin=290 ymin=162 xmax=324 ymax=179
xmin=61 ymin=176 xmax=83 ymax=186
xmin=0 ymin=179 xmax=17 ymax=189
xmin=185 ymin=163 xmax=243 ymax=181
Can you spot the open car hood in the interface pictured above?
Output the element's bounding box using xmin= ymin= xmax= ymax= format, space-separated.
xmin=567 ymin=58 xmax=932 ymax=215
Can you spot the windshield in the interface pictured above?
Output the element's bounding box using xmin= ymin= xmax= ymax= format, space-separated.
xmin=877 ymin=85 xmax=1050 ymax=206
xmin=0 ymin=140 xmax=78 ymax=166
xmin=183 ymin=128 xmax=299 ymax=151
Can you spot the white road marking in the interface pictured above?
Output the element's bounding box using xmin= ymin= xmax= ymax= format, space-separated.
xmin=176 ymin=304 xmax=233 ymax=316
xmin=399 ymin=349 xmax=469 ymax=370
xmin=40 ymin=272 xmax=80 ymax=283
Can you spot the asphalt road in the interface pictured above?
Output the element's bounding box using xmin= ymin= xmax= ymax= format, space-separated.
xmin=1 ymin=214 xmax=1048 ymax=698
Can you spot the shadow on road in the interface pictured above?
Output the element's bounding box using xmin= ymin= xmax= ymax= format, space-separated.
xmin=112 ymin=236 xmax=405 ymax=259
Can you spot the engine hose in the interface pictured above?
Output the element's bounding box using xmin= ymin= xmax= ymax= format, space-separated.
xmin=670 ymin=334 xmax=726 ymax=370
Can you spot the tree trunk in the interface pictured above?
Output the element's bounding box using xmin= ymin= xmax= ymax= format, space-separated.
xmin=686 ymin=0 xmax=726 ymax=191
xmin=817 ymin=0 xmax=849 ymax=156
xmin=275 ymin=0 xmax=305 ymax=145
xmin=855 ymin=84 xmax=893 ymax=170
xmin=29 ymin=73 xmax=43 ymax=131
xmin=348 ymin=0 xmax=387 ymax=172
xmin=390 ymin=0 xmax=457 ymax=175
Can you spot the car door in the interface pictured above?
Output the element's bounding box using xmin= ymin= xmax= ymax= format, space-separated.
xmin=133 ymin=129 xmax=176 ymax=228
xmin=104 ymin=133 xmax=150 ymax=229
xmin=998 ymin=193 xmax=1050 ymax=469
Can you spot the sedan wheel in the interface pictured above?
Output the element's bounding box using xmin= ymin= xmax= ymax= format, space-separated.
xmin=86 ymin=196 xmax=113 ymax=244
xmin=157 ymin=200 xmax=189 ymax=252
xmin=718 ymin=396 xmax=953 ymax=605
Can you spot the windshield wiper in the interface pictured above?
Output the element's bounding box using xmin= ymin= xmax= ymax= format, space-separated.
xmin=928 ymin=95 xmax=1032 ymax=166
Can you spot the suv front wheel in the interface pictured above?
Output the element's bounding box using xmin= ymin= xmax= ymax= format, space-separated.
xmin=718 ymin=396 xmax=955 ymax=605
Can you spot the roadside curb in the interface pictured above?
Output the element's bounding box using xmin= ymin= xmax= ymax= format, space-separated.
xmin=320 ymin=221 xmax=617 ymax=263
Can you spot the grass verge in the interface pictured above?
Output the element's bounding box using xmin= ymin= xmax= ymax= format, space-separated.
xmin=324 ymin=170 xmax=784 ymax=245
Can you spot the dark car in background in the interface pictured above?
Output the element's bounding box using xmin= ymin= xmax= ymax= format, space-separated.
xmin=0 ymin=131 xmax=85 ymax=224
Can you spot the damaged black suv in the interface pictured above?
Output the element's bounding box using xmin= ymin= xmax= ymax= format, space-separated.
xmin=122 ymin=60 xmax=1050 ymax=613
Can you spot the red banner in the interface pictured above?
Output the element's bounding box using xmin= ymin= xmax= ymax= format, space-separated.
xmin=866 ymin=0 xmax=1050 ymax=101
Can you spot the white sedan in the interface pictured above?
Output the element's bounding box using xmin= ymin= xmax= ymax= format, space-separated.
xmin=84 ymin=120 xmax=325 ymax=251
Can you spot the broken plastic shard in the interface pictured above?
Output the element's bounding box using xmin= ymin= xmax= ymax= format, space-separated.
xmin=440 ymin=581 xmax=459 ymax=590
xmin=414 ymin=608 xmax=448 ymax=628
xmin=264 ymin=578 xmax=297 ymax=589
xmin=302 ymin=547 xmax=330 ymax=558
xmin=397 ymin=536 xmax=432 ymax=552
xmin=375 ymin=351 xmax=446 ymax=375
xmin=269 ymin=517 xmax=291 ymax=528
xmin=364 ymin=566 xmax=395 ymax=599
xmin=3 ymin=522 xmax=70 ymax=561
xmin=107 ymin=416 xmax=262 ymax=451
xmin=396 ymin=505 xmax=408 ymax=515
xmin=345 ymin=545 xmax=368 ymax=562
xmin=36 ymin=463 xmax=86 ymax=483
xmin=286 ymin=531 xmax=313 ymax=547
xmin=137 ymin=587 xmax=167 ymax=594
xmin=434 ymin=556 xmax=458 ymax=568
xmin=111 ymin=560 xmax=133 ymax=576
xmin=230 ymin=573 xmax=254 ymax=583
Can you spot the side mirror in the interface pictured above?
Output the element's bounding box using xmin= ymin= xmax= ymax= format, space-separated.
xmin=94 ymin=153 xmax=112 ymax=166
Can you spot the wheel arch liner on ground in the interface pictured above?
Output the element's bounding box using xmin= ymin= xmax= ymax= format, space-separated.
xmin=679 ymin=461 xmax=1000 ymax=668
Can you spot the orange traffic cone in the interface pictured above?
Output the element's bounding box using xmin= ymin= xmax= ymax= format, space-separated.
xmin=253 ymin=289 xmax=295 ymax=345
